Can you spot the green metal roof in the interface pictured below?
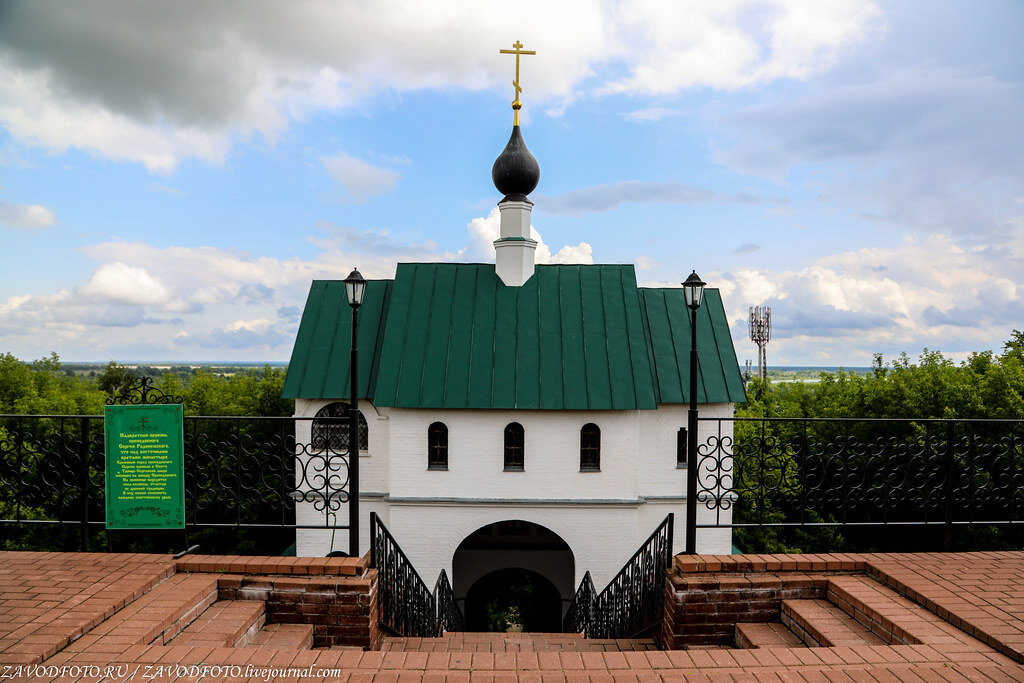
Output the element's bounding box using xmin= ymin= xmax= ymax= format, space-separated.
xmin=282 ymin=263 xmax=745 ymax=408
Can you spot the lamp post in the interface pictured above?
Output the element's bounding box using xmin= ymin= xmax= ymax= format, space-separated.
xmin=344 ymin=267 xmax=367 ymax=558
xmin=683 ymin=270 xmax=705 ymax=555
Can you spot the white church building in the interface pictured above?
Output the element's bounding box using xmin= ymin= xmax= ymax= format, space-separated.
xmin=281 ymin=93 xmax=744 ymax=621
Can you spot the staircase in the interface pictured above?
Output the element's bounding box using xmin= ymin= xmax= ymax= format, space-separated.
xmin=370 ymin=513 xmax=676 ymax=653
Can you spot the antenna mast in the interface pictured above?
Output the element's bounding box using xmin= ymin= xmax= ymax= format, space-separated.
xmin=748 ymin=306 xmax=772 ymax=381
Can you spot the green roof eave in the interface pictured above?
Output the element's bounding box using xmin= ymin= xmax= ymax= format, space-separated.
xmin=281 ymin=279 xmax=393 ymax=400
xmin=637 ymin=287 xmax=746 ymax=404
xmin=282 ymin=264 xmax=745 ymax=408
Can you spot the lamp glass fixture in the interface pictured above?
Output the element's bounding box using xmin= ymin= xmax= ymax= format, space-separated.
xmin=344 ymin=267 xmax=367 ymax=308
xmin=682 ymin=270 xmax=706 ymax=310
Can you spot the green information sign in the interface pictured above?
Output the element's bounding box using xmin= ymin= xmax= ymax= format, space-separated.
xmin=104 ymin=404 xmax=185 ymax=529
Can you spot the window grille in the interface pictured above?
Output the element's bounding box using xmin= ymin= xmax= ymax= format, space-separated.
xmin=311 ymin=402 xmax=368 ymax=451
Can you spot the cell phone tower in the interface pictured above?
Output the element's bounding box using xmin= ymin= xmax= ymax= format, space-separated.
xmin=748 ymin=305 xmax=772 ymax=381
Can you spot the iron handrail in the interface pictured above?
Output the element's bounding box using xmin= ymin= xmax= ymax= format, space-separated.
xmin=434 ymin=569 xmax=466 ymax=634
xmin=562 ymin=570 xmax=596 ymax=635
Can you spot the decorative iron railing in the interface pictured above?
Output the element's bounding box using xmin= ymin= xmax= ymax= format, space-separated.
xmin=369 ymin=513 xmax=465 ymax=637
xmin=564 ymin=514 xmax=673 ymax=638
xmin=693 ymin=417 xmax=1024 ymax=548
xmin=0 ymin=413 xmax=355 ymax=551
xmin=370 ymin=511 xmax=439 ymax=637
xmin=435 ymin=569 xmax=465 ymax=634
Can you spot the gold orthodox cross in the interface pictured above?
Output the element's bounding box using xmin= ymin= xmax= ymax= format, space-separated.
xmin=499 ymin=41 xmax=535 ymax=125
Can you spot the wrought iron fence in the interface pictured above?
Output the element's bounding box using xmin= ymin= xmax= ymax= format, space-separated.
xmin=0 ymin=412 xmax=355 ymax=551
xmin=693 ymin=417 xmax=1024 ymax=548
xmin=435 ymin=569 xmax=465 ymax=634
xmin=564 ymin=514 xmax=673 ymax=638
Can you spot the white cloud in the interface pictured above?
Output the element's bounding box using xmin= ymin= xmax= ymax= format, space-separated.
xmin=225 ymin=318 xmax=272 ymax=333
xmin=548 ymin=242 xmax=594 ymax=264
xmin=0 ymin=200 xmax=56 ymax=229
xmin=602 ymin=0 xmax=882 ymax=95
xmin=1 ymin=210 xmax=597 ymax=358
xmin=321 ymin=152 xmax=400 ymax=203
xmin=715 ymin=229 xmax=1024 ymax=364
xmin=78 ymin=262 xmax=171 ymax=305
xmin=0 ymin=1 xmax=882 ymax=171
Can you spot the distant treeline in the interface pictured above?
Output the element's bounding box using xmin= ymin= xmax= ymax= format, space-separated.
xmin=739 ymin=330 xmax=1024 ymax=421
xmin=0 ymin=353 xmax=293 ymax=416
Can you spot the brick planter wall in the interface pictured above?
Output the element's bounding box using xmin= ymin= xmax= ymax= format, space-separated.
xmin=214 ymin=570 xmax=381 ymax=649
xmin=660 ymin=571 xmax=831 ymax=648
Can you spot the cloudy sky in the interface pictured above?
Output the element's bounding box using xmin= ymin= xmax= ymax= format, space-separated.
xmin=0 ymin=1 xmax=1021 ymax=366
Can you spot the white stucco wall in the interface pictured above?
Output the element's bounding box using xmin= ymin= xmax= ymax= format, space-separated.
xmin=293 ymin=398 xmax=733 ymax=591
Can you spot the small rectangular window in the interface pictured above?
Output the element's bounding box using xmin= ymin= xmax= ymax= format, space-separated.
xmin=580 ymin=423 xmax=600 ymax=471
xmin=677 ymin=427 xmax=687 ymax=466
xmin=428 ymin=422 xmax=448 ymax=470
xmin=504 ymin=423 xmax=524 ymax=471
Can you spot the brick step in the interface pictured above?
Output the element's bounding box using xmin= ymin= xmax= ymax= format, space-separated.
xmin=63 ymin=573 xmax=219 ymax=654
xmin=782 ymin=598 xmax=887 ymax=647
xmin=166 ymin=599 xmax=265 ymax=648
xmin=248 ymin=623 xmax=315 ymax=650
xmin=734 ymin=622 xmax=805 ymax=649
xmin=384 ymin=632 xmax=657 ymax=652
xmin=827 ymin=574 xmax=992 ymax=651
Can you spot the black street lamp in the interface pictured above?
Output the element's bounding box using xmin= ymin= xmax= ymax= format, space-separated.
xmin=683 ymin=270 xmax=705 ymax=555
xmin=344 ymin=267 xmax=367 ymax=558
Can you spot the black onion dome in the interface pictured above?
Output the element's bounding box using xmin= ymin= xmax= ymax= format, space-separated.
xmin=491 ymin=125 xmax=540 ymax=199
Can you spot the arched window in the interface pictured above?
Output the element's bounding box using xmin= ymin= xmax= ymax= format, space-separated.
xmin=580 ymin=423 xmax=600 ymax=471
xmin=428 ymin=422 xmax=448 ymax=470
xmin=311 ymin=402 xmax=368 ymax=452
xmin=504 ymin=422 xmax=524 ymax=471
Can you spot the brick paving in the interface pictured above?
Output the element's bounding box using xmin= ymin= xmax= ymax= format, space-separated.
xmin=0 ymin=552 xmax=175 ymax=665
xmin=735 ymin=622 xmax=805 ymax=649
xmin=0 ymin=551 xmax=1023 ymax=680
xmin=166 ymin=599 xmax=266 ymax=648
xmin=383 ymin=632 xmax=658 ymax=652
xmin=248 ymin=623 xmax=315 ymax=650
xmin=781 ymin=599 xmax=887 ymax=647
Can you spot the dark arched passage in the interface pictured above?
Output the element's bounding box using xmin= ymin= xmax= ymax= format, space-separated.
xmin=452 ymin=520 xmax=574 ymax=632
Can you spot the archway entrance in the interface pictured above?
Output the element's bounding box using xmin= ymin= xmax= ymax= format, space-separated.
xmin=453 ymin=520 xmax=574 ymax=632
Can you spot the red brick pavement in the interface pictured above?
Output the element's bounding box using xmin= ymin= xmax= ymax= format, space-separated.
xmin=1 ymin=551 xmax=1024 ymax=680
xmin=0 ymin=552 xmax=175 ymax=664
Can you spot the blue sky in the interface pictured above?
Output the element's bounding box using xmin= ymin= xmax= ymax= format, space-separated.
xmin=0 ymin=0 xmax=1021 ymax=366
